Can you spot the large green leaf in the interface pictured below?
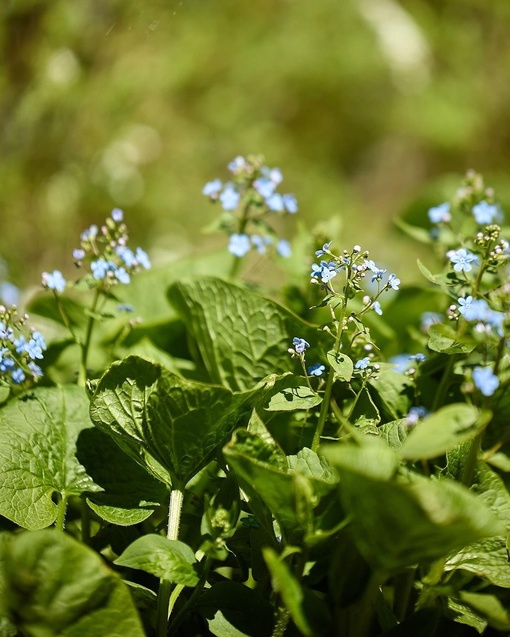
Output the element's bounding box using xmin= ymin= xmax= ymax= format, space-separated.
xmin=76 ymin=428 xmax=168 ymax=525
xmin=90 ymin=356 xmax=255 ymax=487
xmin=224 ymin=431 xmax=337 ymax=543
xmin=0 ymin=530 xmax=144 ymax=636
xmin=168 ymin=277 xmax=314 ymax=391
xmin=323 ymin=440 xmax=504 ymax=573
xmin=400 ymin=404 xmax=490 ymax=461
xmin=115 ymin=535 xmax=199 ymax=586
xmin=0 ymin=386 xmax=99 ymax=530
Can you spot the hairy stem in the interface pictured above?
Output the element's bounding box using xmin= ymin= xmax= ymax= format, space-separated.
xmin=156 ymin=488 xmax=184 ymax=637
xmin=55 ymin=493 xmax=68 ymax=531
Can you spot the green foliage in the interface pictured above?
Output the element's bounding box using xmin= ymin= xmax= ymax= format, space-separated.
xmin=0 ymin=530 xmax=145 ymax=636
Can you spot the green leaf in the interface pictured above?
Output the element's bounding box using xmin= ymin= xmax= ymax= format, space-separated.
xmin=457 ymin=591 xmax=510 ymax=631
xmin=399 ymin=404 xmax=489 ymax=461
xmin=115 ymin=535 xmax=199 ymax=586
xmin=445 ymin=537 xmax=510 ymax=588
xmin=224 ymin=431 xmax=335 ymax=543
xmin=197 ymin=581 xmax=274 ymax=637
xmin=265 ymin=376 xmax=322 ymax=412
xmin=168 ymin=277 xmax=314 ymax=391
xmin=0 ymin=530 xmax=144 ymax=636
xmin=427 ymin=323 xmax=476 ymax=354
xmin=378 ymin=419 xmax=408 ymax=449
xmin=263 ymin=548 xmax=313 ymax=637
xmin=326 ymin=350 xmax=353 ymax=382
xmin=445 ymin=597 xmax=487 ymax=634
xmin=76 ymin=428 xmax=168 ymax=526
xmin=90 ymin=356 xmax=256 ymax=487
xmin=323 ymin=439 xmax=504 ymax=572
xmin=395 ymin=219 xmax=433 ymax=245
xmin=368 ymin=365 xmax=413 ymax=420
xmin=0 ymin=386 xmax=99 ymax=530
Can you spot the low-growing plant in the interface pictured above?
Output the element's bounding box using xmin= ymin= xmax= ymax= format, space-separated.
xmin=0 ymin=162 xmax=509 ymax=637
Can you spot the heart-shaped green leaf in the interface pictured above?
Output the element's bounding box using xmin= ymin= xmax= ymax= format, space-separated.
xmin=0 ymin=530 xmax=145 ymax=636
xmin=90 ymin=356 xmax=255 ymax=488
xmin=168 ymin=277 xmax=315 ymax=391
xmin=115 ymin=535 xmax=199 ymax=586
xmin=0 ymin=386 xmax=99 ymax=530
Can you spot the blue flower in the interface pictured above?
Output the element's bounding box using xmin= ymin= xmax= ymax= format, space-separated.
xmin=365 ymin=260 xmax=387 ymax=283
xmin=308 ymin=363 xmax=326 ymax=376
xmin=135 ymin=247 xmax=151 ymax=269
xmin=81 ymin=225 xmax=98 ymax=241
xmin=116 ymin=246 xmax=136 ymax=267
xmin=310 ymin=261 xmax=337 ymax=284
xmin=372 ymin=301 xmax=383 ymax=315
xmin=28 ymin=361 xmax=43 ymax=378
xmin=91 ymin=259 xmax=111 ymax=280
xmin=228 ymin=234 xmax=251 ymax=257
xmin=115 ymin=267 xmax=130 ymax=285
xmin=292 ymin=337 xmax=310 ymax=354
xmin=73 ymin=248 xmax=86 ymax=261
xmin=457 ymin=295 xmax=473 ymax=315
xmin=387 ymin=273 xmax=400 ymax=290
xmin=276 ymin=239 xmax=292 ymax=258
xmin=261 ymin=166 xmax=283 ymax=186
xmin=472 ymin=201 xmax=500 ymax=225
xmin=25 ymin=337 xmax=44 ymax=360
xmin=254 ymin=178 xmax=276 ymax=199
xmin=42 ymin=270 xmax=66 ymax=292
xmin=461 ymin=298 xmax=505 ymax=335
xmin=315 ymin=242 xmax=332 ymax=257
xmin=220 ymin=185 xmax=240 ymax=210
xmin=0 ymin=282 xmax=20 ymax=306
xmin=355 ymin=357 xmax=370 ymax=370
xmin=409 ymin=353 xmax=426 ymax=363
xmin=251 ymin=235 xmax=270 ymax=254
xmin=406 ymin=406 xmax=428 ymax=425
xmin=203 ymin=179 xmax=223 ymax=197
xmin=0 ymin=323 xmax=13 ymax=341
xmin=266 ymin=193 xmax=284 ymax=212
xmin=0 ymin=352 xmax=14 ymax=372
xmin=473 ymin=366 xmax=499 ymax=397
xmin=31 ymin=331 xmax=46 ymax=350
xmin=11 ymin=367 xmax=25 ymax=384
xmin=228 ymin=156 xmax=246 ymax=173
xmin=283 ymin=194 xmax=298 ymax=214
xmin=111 ymin=208 xmax=124 ymax=222
xmin=428 ymin=203 xmax=451 ymax=224
xmin=449 ymin=248 xmax=478 ymax=272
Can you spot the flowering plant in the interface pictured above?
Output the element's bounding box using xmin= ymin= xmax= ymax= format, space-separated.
xmin=0 ymin=164 xmax=508 ymax=637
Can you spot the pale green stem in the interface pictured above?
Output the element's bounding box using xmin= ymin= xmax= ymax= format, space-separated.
xmin=55 ymin=493 xmax=68 ymax=531
xmin=78 ymin=287 xmax=101 ymax=387
xmin=156 ymin=488 xmax=184 ymax=637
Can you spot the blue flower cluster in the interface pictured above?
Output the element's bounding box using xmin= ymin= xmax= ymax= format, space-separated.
xmin=457 ymin=296 xmax=505 ymax=335
xmin=42 ymin=209 xmax=151 ymax=293
xmin=0 ymin=306 xmax=45 ymax=386
xmin=203 ymin=156 xmax=296 ymax=260
xmin=472 ymin=366 xmax=499 ymax=397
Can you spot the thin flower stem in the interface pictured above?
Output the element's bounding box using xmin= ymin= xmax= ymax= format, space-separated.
xmin=228 ymin=200 xmax=251 ymax=281
xmin=312 ymin=296 xmax=348 ymax=452
xmin=432 ymin=354 xmax=457 ymax=412
xmin=78 ymin=287 xmax=101 ymax=387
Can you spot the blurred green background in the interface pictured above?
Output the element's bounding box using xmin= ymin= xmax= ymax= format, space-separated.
xmin=1 ymin=0 xmax=510 ymax=290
